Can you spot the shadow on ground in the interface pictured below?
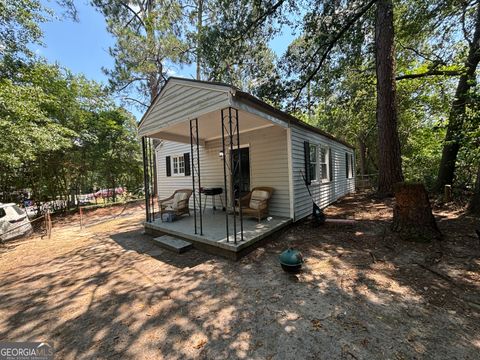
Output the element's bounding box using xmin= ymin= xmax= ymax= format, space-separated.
xmin=0 ymin=193 xmax=478 ymax=359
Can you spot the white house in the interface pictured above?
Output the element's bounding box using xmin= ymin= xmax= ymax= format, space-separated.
xmin=138 ymin=77 xmax=355 ymax=259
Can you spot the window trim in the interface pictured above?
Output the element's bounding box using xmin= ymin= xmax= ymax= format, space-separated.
xmin=309 ymin=144 xmax=318 ymax=183
xmin=319 ymin=145 xmax=331 ymax=184
xmin=346 ymin=153 xmax=354 ymax=179
xmin=171 ymin=154 xmax=185 ymax=176
xmin=310 ymin=144 xmax=331 ymax=185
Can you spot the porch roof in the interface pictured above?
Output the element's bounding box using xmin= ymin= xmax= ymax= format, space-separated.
xmin=138 ymin=77 xmax=354 ymax=149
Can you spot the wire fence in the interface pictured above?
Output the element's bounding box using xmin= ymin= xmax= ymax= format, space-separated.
xmin=0 ymin=212 xmax=52 ymax=243
xmin=1 ymin=199 xmax=143 ymax=245
xmin=356 ymin=174 xmax=378 ymax=190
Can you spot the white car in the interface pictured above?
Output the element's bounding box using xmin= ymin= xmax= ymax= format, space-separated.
xmin=0 ymin=203 xmax=33 ymax=242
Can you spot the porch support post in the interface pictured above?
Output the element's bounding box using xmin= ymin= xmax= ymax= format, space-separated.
xmin=190 ymin=118 xmax=203 ymax=235
xmin=221 ymin=107 xmax=244 ymax=244
xmin=148 ymin=138 xmax=155 ymax=221
xmin=235 ymin=108 xmax=244 ymax=242
xmin=142 ymin=136 xmax=151 ymax=223
xmin=221 ymin=109 xmax=229 ymax=242
xmin=196 ymin=119 xmax=203 ymax=235
xmin=228 ymin=107 xmax=237 ymax=244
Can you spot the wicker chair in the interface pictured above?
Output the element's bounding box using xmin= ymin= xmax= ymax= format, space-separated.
xmin=235 ymin=187 xmax=274 ymax=222
xmin=158 ymin=189 xmax=193 ymax=219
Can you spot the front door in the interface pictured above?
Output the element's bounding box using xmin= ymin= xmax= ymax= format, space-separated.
xmin=231 ymin=147 xmax=250 ymax=199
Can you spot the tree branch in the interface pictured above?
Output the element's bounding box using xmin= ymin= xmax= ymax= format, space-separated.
xmin=117 ymin=77 xmax=144 ymax=93
xmin=232 ymin=0 xmax=286 ymax=42
xmin=118 ymin=1 xmax=145 ymax=28
xmin=396 ymin=69 xmax=461 ymax=80
xmin=290 ymin=0 xmax=377 ymax=107
xmin=123 ymin=97 xmax=148 ymax=108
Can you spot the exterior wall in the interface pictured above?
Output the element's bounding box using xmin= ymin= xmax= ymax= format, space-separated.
xmin=139 ymin=82 xmax=231 ymax=137
xmin=290 ymin=124 xmax=355 ymax=221
xmin=155 ymin=126 xmax=291 ymax=218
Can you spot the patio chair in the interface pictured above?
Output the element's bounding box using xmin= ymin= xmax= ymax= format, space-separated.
xmin=235 ymin=187 xmax=274 ymax=222
xmin=159 ymin=189 xmax=193 ymax=219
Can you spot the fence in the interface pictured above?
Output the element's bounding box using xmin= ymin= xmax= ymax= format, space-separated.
xmin=0 ymin=211 xmax=52 ymax=243
xmin=356 ymin=174 xmax=378 ymax=190
xmin=1 ymin=199 xmax=144 ymax=246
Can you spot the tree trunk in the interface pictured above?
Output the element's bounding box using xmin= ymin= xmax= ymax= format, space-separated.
xmin=196 ymin=0 xmax=203 ymax=80
xmin=468 ymin=164 xmax=480 ymax=214
xmin=392 ymin=182 xmax=441 ymax=242
xmin=435 ymin=2 xmax=480 ymax=192
xmin=375 ymin=0 xmax=404 ymax=196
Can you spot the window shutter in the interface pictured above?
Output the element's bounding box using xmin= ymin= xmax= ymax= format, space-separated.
xmin=304 ymin=141 xmax=311 ymax=185
xmin=350 ymin=154 xmax=354 ymax=178
xmin=345 ymin=153 xmax=349 ymax=178
xmin=329 ymin=148 xmax=334 ymax=181
xmin=166 ymin=156 xmax=171 ymax=177
xmin=184 ymin=152 xmax=191 ymax=176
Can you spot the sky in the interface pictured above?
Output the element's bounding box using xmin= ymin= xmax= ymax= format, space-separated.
xmin=37 ymin=1 xmax=296 ymax=120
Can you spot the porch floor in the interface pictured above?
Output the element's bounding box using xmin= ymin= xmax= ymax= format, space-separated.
xmin=144 ymin=210 xmax=292 ymax=258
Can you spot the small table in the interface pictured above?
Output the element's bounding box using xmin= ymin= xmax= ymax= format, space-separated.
xmin=201 ymin=187 xmax=224 ymax=213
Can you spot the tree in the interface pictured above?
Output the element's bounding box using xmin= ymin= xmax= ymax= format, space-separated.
xmin=392 ymin=182 xmax=441 ymax=242
xmin=436 ymin=1 xmax=480 ymax=191
xmin=92 ymin=0 xmax=189 ymax=105
xmin=0 ymin=0 xmax=77 ymax=57
xmin=469 ymin=165 xmax=480 ymax=213
xmin=375 ymin=0 xmax=404 ymax=195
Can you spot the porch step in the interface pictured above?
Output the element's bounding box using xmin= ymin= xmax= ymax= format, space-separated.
xmin=152 ymin=235 xmax=192 ymax=253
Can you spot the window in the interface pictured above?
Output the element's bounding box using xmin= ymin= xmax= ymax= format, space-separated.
xmin=346 ymin=152 xmax=354 ymax=178
xmin=308 ymin=144 xmax=330 ymax=183
xmin=309 ymin=144 xmax=317 ymax=181
xmin=319 ymin=146 xmax=330 ymax=182
xmin=12 ymin=205 xmax=25 ymax=216
xmin=172 ymin=155 xmax=185 ymax=176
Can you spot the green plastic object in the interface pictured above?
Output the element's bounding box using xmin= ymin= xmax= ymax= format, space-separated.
xmin=279 ymin=247 xmax=304 ymax=272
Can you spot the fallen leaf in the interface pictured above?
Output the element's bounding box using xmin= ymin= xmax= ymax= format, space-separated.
xmin=311 ymin=319 xmax=322 ymax=330
xmin=193 ymin=339 xmax=207 ymax=349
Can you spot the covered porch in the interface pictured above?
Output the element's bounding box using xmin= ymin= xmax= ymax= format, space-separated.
xmin=139 ymin=78 xmax=294 ymax=258
xmin=144 ymin=211 xmax=292 ymax=259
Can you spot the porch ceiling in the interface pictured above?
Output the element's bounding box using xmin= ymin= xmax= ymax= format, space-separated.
xmin=148 ymin=109 xmax=275 ymax=144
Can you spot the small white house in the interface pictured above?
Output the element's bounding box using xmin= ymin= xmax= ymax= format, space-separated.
xmin=138 ymin=77 xmax=355 ymax=258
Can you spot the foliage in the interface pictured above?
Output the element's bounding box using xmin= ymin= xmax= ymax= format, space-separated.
xmin=0 ymin=0 xmax=76 ymax=57
xmin=0 ymin=59 xmax=142 ymax=203
xmin=92 ymin=0 xmax=190 ymax=106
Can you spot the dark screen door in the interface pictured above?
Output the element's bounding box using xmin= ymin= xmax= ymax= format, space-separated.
xmin=231 ymin=147 xmax=250 ymax=198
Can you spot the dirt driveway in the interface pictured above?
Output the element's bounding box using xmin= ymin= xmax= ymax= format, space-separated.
xmin=0 ymin=195 xmax=479 ymax=359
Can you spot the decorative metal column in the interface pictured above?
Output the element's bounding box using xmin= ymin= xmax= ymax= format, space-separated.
xmin=142 ymin=137 xmax=156 ymax=223
xmin=221 ymin=107 xmax=244 ymax=244
xmin=147 ymin=138 xmax=155 ymax=221
xmin=190 ymin=118 xmax=203 ymax=235
xmin=142 ymin=136 xmax=151 ymax=222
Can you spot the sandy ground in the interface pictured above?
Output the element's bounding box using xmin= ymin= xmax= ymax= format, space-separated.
xmin=0 ymin=194 xmax=479 ymax=359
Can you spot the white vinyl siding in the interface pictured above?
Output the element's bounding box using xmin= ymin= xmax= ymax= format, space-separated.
xmin=139 ymin=82 xmax=231 ymax=136
xmin=156 ymin=126 xmax=291 ymax=218
xmin=291 ymin=125 xmax=355 ymax=221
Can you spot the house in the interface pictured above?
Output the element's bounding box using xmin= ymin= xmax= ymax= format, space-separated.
xmin=138 ymin=77 xmax=355 ymax=259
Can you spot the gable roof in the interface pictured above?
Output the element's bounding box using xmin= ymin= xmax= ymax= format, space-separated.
xmin=139 ymin=77 xmax=354 ymax=149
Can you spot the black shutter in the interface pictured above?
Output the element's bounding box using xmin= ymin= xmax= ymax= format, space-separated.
xmin=345 ymin=153 xmax=349 ymax=178
xmin=304 ymin=141 xmax=311 ymax=185
xmin=329 ymin=148 xmax=334 ymax=181
xmin=184 ymin=152 xmax=190 ymax=176
xmin=350 ymin=154 xmax=354 ymax=178
xmin=166 ymin=156 xmax=171 ymax=177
